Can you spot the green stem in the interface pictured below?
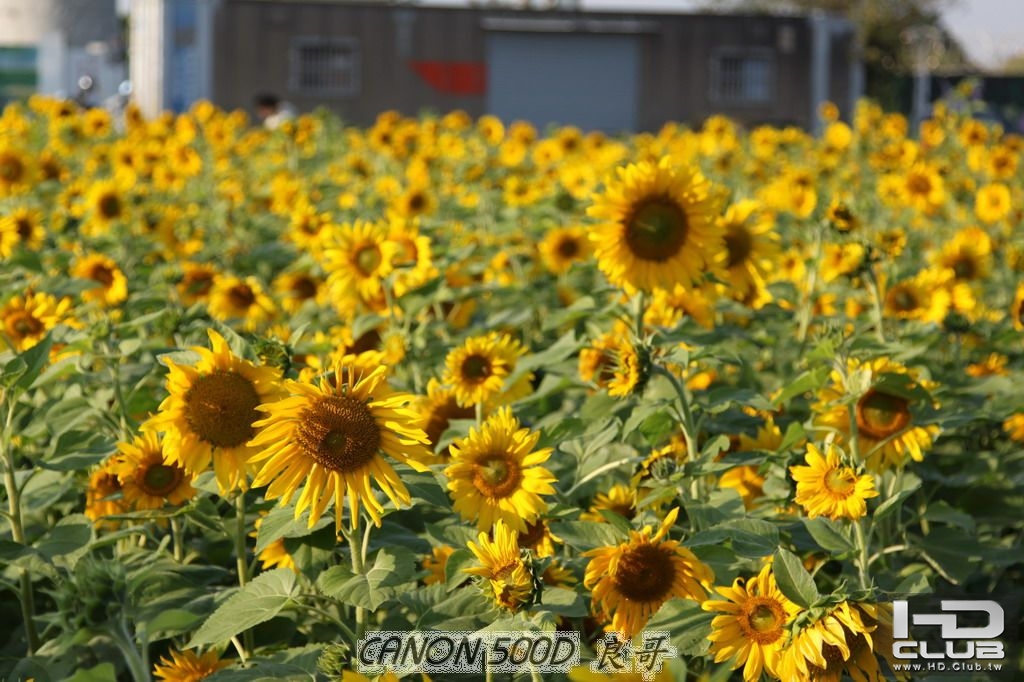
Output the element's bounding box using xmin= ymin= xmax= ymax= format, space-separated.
xmin=293 ymin=601 xmax=357 ymax=644
xmin=865 ymin=267 xmax=886 ymax=344
xmin=654 ymin=365 xmax=698 ymax=464
xmin=343 ymin=520 xmax=369 ymax=643
xmin=854 ymin=519 xmax=872 ymax=591
xmin=112 ymin=619 xmax=148 ymax=682
xmin=233 ymin=493 xmax=255 ymax=654
xmin=170 ymin=517 xmax=184 ymax=562
xmin=1 ymin=397 xmax=39 ymax=655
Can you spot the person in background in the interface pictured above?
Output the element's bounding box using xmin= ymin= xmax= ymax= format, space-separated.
xmin=254 ymin=93 xmax=296 ymax=129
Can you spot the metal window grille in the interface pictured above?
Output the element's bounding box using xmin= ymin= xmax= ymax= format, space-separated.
xmin=710 ymin=51 xmax=774 ymax=105
xmin=289 ymin=38 xmax=360 ymax=97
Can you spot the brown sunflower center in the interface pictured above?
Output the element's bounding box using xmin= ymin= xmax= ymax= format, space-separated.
xmin=424 ymin=397 xmax=474 ymax=449
xmin=907 ymin=173 xmax=932 ymax=196
xmin=407 ymin=192 xmax=427 ymax=213
xmin=824 ymin=467 xmax=856 ymax=497
xmin=557 ymin=236 xmax=581 ymax=259
xmin=183 ymin=370 xmax=262 ymax=448
xmin=951 ymin=255 xmax=977 ymax=280
xmin=473 ymin=455 xmax=522 ymax=499
xmin=518 ymin=519 xmax=547 ymax=548
xmin=855 ymin=389 xmax=911 ymax=440
xmin=98 ymin=193 xmax=123 ymax=219
xmin=183 ymin=271 xmax=214 ymax=297
xmin=739 ymin=596 xmax=786 ymax=644
xmin=625 ymin=197 xmax=688 ymax=261
xmin=355 ymin=244 xmax=382 ymax=275
xmin=613 ymin=543 xmax=676 ymax=603
xmin=0 ymin=155 xmax=25 ymax=183
xmin=461 ymin=354 xmax=492 ymax=384
xmin=296 ymin=395 xmax=381 ymax=473
xmin=89 ymin=264 xmax=115 ymax=287
xmin=724 ymin=225 xmax=754 ymax=268
xmin=140 ymin=462 xmax=183 ymax=497
xmin=15 ymin=218 xmax=33 ymax=240
xmin=888 ymin=286 xmax=918 ymax=312
xmin=9 ymin=312 xmax=43 ymax=337
xmin=291 ymin=276 xmax=319 ymax=300
xmin=228 ymin=284 xmax=256 ymax=310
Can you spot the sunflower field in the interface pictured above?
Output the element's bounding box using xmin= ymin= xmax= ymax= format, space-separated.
xmin=0 ymin=94 xmax=1022 ymax=682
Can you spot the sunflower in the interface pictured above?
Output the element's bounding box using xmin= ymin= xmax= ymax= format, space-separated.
xmin=0 ymin=207 xmax=45 ymax=257
xmin=143 ymin=329 xmax=283 ymax=494
xmin=386 ymin=215 xmax=438 ymax=298
xmin=441 ymin=332 xmax=529 ymax=408
xmin=423 ymin=545 xmax=455 ymax=585
xmin=84 ymin=179 xmax=129 ymax=232
xmin=930 ymin=226 xmax=991 ymax=284
xmin=0 ymin=144 xmax=32 ymax=196
xmin=588 ymin=157 xmax=725 ymax=293
xmin=790 ymin=442 xmax=878 ymax=521
xmin=777 ymin=601 xmax=879 ymax=682
xmin=115 ymin=432 xmax=195 ymax=511
xmin=882 ymin=268 xmax=950 ymax=324
xmin=85 ymin=456 xmax=127 ymax=529
xmin=1 ymin=291 xmax=73 ymax=352
xmin=1013 ymin=283 xmax=1024 ymax=331
xmin=899 ymin=163 xmax=945 ymax=214
xmin=813 ymin=357 xmax=939 ymax=472
xmin=703 ymin=562 xmax=802 ymax=682
xmin=415 ymin=378 xmax=476 ymax=458
xmin=719 ymin=466 xmax=766 ymax=511
xmin=322 ymin=219 xmax=398 ymax=306
xmin=208 ymin=275 xmax=276 ymax=331
xmin=975 ymin=183 xmax=1011 ymax=224
xmin=718 ymin=200 xmax=779 ymax=305
xmin=538 ymin=224 xmax=591 ymax=275
xmin=644 ymin=282 xmax=717 ymax=329
xmin=248 ymin=363 xmax=431 ymax=530
xmin=152 ymin=649 xmax=229 ymax=681
xmin=583 ymin=507 xmax=713 ymax=640
xmin=1004 ymin=413 xmax=1024 ymax=443
xmin=177 ymin=262 xmax=219 ymax=305
xmin=272 ymin=271 xmax=324 ymax=314
xmin=819 ymin=243 xmax=865 ymax=283
xmin=519 ymin=517 xmax=561 ymax=559
xmin=464 ymin=518 xmax=538 ymax=613
xmin=71 ymin=253 xmax=129 ymax=306
xmin=580 ymin=484 xmax=638 ymax=523
xmin=445 ymin=407 xmax=555 ymax=533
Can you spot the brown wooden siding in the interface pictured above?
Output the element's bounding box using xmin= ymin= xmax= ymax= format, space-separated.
xmin=214 ymin=1 xmax=849 ymax=130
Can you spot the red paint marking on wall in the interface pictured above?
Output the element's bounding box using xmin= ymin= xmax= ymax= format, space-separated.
xmin=409 ymin=61 xmax=487 ymax=95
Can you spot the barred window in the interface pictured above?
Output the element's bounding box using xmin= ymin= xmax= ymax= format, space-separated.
xmin=289 ymin=38 xmax=360 ymax=96
xmin=710 ymin=51 xmax=774 ymax=105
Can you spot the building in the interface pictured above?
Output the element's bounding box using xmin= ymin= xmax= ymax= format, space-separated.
xmin=132 ymin=0 xmax=858 ymax=131
xmin=0 ymin=0 xmax=125 ymax=108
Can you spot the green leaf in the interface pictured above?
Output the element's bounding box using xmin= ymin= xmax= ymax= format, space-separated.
xmin=873 ymin=489 xmax=915 ymax=521
xmin=550 ymin=520 xmax=625 ymax=551
xmin=772 ymin=548 xmax=819 ymax=608
xmin=316 ymin=547 xmax=417 ymax=610
xmin=539 ymin=587 xmax=587 ymax=617
xmin=802 ymin=518 xmax=856 ymax=555
xmin=34 ymin=514 xmax=93 ymax=567
xmin=687 ymin=519 xmax=779 ymax=559
xmin=14 ymin=332 xmax=54 ymax=391
xmin=188 ymin=568 xmax=298 ymax=648
xmin=65 ymin=662 xmax=117 ymax=682
xmin=443 ymin=548 xmax=477 ymax=591
xmin=254 ymin=505 xmax=331 ymax=553
xmin=772 ymin=367 xmax=830 ymax=407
